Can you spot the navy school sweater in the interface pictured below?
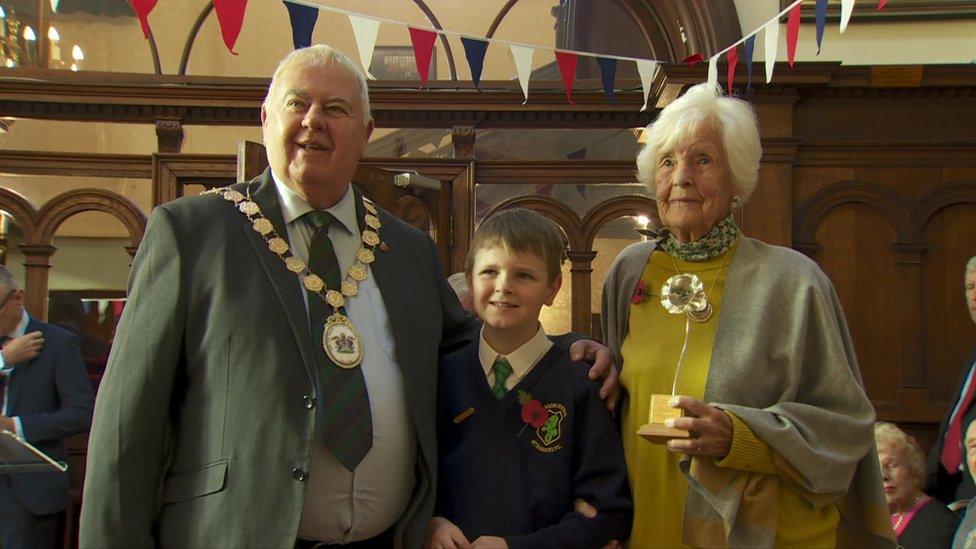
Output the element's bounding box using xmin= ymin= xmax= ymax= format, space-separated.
xmin=436 ymin=341 xmax=633 ymax=549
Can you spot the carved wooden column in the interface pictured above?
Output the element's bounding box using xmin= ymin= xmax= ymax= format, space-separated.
xmin=567 ymin=250 xmax=597 ymax=336
xmin=746 ymin=137 xmax=799 ymax=246
xmin=894 ymin=242 xmax=927 ymax=387
xmin=156 ymin=119 xmax=184 ymax=153
xmin=19 ymin=244 xmax=55 ymax=321
xmin=746 ymin=92 xmax=800 ymax=247
xmin=452 ymin=126 xmax=475 ymax=158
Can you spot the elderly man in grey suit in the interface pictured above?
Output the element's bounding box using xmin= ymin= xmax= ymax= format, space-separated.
xmin=80 ymin=46 xmax=614 ymax=548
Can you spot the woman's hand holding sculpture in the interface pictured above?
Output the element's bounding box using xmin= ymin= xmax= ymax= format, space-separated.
xmin=664 ymin=396 xmax=733 ymax=458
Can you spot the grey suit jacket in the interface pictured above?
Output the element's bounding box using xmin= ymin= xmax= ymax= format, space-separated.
xmin=1 ymin=317 xmax=94 ymax=516
xmin=79 ymin=170 xmax=473 ymax=548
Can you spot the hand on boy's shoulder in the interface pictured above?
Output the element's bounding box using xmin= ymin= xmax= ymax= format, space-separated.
xmin=566 ymin=338 xmax=620 ymax=414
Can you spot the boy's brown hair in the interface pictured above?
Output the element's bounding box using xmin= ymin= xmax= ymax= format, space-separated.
xmin=465 ymin=208 xmax=567 ymax=282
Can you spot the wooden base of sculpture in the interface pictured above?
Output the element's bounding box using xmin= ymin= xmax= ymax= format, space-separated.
xmin=638 ymin=394 xmax=690 ymax=443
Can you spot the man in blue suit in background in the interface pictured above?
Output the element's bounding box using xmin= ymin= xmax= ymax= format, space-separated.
xmin=0 ymin=266 xmax=94 ymax=549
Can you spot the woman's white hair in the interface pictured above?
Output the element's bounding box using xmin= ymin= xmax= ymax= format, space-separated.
xmin=874 ymin=421 xmax=926 ymax=489
xmin=635 ymin=83 xmax=762 ymax=202
xmin=966 ymin=255 xmax=976 ymax=274
xmin=266 ymin=45 xmax=371 ymax=123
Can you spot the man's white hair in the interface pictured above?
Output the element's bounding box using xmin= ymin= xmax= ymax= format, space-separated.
xmin=265 ymin=45 xmax=371 ymax=123
xmin=966 ymin=255 xmax=976 ymax=274
xmin=635 ymin=83 xmax=762 ymax=203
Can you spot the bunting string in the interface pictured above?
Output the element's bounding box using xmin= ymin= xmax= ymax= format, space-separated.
xmin=129 ymin=0 xmax=897 ymax=108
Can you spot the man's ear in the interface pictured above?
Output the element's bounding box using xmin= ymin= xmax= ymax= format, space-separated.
xmin=545 ymin=274 xmax=563 ymax=306
xmin=260 ymin=103 xmax=268 ymax=125
xmin=363 ymin=118 xmax=375 ymax=147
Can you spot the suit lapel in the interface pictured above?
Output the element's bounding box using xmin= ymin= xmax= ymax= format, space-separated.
xmin=243 ymin=170 xmax=317 ymax=383
xmin=5 ymin=318 xmax=40 ymax=412
xmin=363 ymin=196 xmax=416 ymax=374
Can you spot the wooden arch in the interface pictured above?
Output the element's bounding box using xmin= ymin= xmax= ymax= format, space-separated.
xmin=794 ymin=181 xmax=911 ymax=245
xmin=482 ymin=195 xmax=586 ymax=252
xmin=0 ymin=188 xmax=40 ymax=236
xmin=582 ymin=194 xmax=657 ymax=250
xmin=36 ymin=189 xmax=147 ymax=249
xmin=909 ymin=182 xmax=976 ymax=242
xmin=0 ymin=188 xmax=147 ymax=320
xmin=478 ymin=193 xmax=655 ymax=336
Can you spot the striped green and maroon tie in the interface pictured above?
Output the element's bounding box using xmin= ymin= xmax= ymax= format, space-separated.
xmin=304 ymin=210 xmax=372 ymax=471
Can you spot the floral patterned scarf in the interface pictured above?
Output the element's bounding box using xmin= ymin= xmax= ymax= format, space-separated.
xmin=655 ymin=214 xmax=738 ymax=262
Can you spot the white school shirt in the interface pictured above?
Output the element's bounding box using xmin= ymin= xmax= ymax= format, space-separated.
xmin=478 ymin=324 xmax=553 ymax=391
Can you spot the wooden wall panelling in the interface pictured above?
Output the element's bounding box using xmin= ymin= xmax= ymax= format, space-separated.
xmin=916 ymin=185 xmax=976 ymax=408
xmin=819 ymin=202 xmax=902 ymax=404
xmin=152 ymin=153 xmax=237 ymax=206
xmin=795 ymin=182 xmax=908 ymax=407
xmin=742 ymin=138 xmax=800 ymax=246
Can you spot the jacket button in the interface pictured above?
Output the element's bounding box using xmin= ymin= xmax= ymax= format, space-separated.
xmin=303 ymin=395 xmax=314 ymax=410
xmin=291 ymin=467 xmax=306 ymax=481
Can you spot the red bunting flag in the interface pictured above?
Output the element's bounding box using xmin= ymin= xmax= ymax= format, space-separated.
xmin=213 ymin=0 xmax=247 ymax=54
xmin=681 ymin=53 xmax=704 ymax=67
xmin=786 ymin=2 xmax=802 ymax=68
xmin=128 ymin=0 xmax=158 ymax=39
xmin=726 ymin=47 xmax=738 ymax=95
xmin=878 ymin=0 xmax=888 ymax=9
xmin=555 ymin=51 xmax=578 ymax=104
xmin=408 ymin=27 xmax=437 ymax=88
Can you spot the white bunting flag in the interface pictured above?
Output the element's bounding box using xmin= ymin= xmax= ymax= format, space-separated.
xmin=636 ymin=60 xmax=658 ymax=112
xmin=763 ymin=20 xmax=778 ymax=83
xmin=840 ymin=0 xmax=855 ymax=33
xmin=348 ymin=15 xmax=381 ymax=79
xmin=510 ymin=45 xmax=534 ymax=105
xmin=707 ymin=56 xmax=718 ymax=89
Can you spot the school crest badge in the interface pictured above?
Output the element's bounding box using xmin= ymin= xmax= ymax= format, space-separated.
xmin=531 ymin=403 xmax=567 ymax=453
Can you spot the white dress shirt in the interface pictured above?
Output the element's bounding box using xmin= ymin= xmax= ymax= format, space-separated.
xmin=270 ymin=173 xmax=416 ymax=544
xmin=478 ymin=324 xmax=553 ymax=391
xmin=0 ymin=309 xmax=30 ymax=438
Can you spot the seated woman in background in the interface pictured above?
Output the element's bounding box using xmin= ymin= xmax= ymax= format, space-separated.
xmin=875 ymin=422 xmax=958 ymax=548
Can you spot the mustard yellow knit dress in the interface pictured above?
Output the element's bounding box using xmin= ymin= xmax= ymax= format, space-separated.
xmin=620 ymin=243 xmax=839 ymax=548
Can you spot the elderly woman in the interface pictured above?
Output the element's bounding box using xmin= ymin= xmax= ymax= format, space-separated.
xmin=875 ymin=422 xmax=957 ymax=548
xmin=602 ymin=83 xmax=893 ymax=547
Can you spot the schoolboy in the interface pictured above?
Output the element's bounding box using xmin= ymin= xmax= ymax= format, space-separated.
xmin=428 ymin=208 xmax=632 ymax=549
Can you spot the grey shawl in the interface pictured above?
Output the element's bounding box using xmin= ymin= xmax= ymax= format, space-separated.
xmin=602 ymin=237 xmax=894 ymax=548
